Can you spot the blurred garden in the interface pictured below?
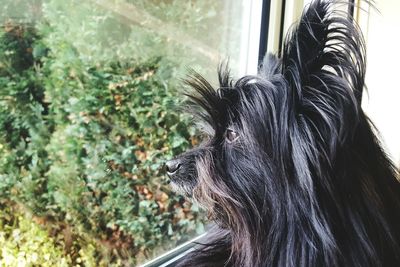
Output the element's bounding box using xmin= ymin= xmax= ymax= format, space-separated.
xmin=0 ymin=0 xmax=241 ymax=265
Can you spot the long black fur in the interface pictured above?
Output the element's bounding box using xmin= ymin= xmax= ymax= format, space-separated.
xmin=166 ymin=1 xmax=400 ymax=266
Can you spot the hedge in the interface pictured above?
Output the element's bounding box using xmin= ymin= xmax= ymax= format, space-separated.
xmin=0 ymin=0 xmax=222 ymax=265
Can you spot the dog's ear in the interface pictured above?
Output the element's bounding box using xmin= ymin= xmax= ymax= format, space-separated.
xmin=281 ymin=0 xmax=366 ymax=142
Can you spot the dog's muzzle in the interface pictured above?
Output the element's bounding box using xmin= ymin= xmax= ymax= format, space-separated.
xmin=165 ymin=151 xmax=199 ymax=196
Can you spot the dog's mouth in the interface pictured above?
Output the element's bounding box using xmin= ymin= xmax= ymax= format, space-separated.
xmin=169 ymin=180 xmax=194 ymax=198
xmin=167 ymin=171 xmax=197 ymax=198
xmin=166 ymin=161 xmax=232 ymax=228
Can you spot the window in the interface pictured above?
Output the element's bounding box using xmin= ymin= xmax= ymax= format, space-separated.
xmin=356 ymin=1 xmax=400 ymax=166
xmin=0 ymin=0 xmax=263 ymax=266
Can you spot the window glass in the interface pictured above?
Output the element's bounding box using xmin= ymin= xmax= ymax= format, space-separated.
xmin=0 ymin=0 xmax=257 ymax=265
xmin=357 ymin=1 xmax=400 ymax=166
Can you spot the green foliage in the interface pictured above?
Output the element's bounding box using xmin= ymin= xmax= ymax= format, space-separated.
xmin=0 ymin=206 xmax=71 ymax=267
xmin=0 ymin=23 xmax=50 ymax=214
xmin=39 ymin=0 xmax=224 ymax=78
xmin=0 ymin=1 xmax=211 ymax=264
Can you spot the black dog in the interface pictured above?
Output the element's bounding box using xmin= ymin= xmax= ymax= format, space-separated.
xmin=166 ymin=1 xmax=400 ymax=266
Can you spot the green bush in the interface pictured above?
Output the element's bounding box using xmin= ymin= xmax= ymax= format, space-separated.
xmin=0 ymin=206 xmax=71 ymax=267
xmin=0 ymin=2 xmax=209 ymax=264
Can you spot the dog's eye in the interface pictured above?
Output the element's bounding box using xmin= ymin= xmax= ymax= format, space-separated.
xmin=225 ymin=129 xmax=239 ymax=143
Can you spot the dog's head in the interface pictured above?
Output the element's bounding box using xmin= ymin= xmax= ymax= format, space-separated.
xmin=166 ymin=0 xmax=367 ymax=264
xmin=166 ymin=62 xmax=287 ymax=221
xmin=167 ymin=0 xmax=364 ymax=220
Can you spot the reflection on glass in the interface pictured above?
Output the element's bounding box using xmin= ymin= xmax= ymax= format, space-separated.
xmin=0 ymin=0 xmax=251 ymax=265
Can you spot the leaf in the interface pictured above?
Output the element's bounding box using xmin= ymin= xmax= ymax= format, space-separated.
xmin=32 ymin=43 xmax=47 ymax=59
xmin=171 ymin=135 xmax=186 ymax=148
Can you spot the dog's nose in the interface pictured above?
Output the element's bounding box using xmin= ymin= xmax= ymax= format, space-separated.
xmin=165 ymin=159 xmax=181 ymax=175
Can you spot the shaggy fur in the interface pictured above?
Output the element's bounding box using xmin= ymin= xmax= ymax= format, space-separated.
xmin=165 ymin=1 xmax=400 ymax=266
